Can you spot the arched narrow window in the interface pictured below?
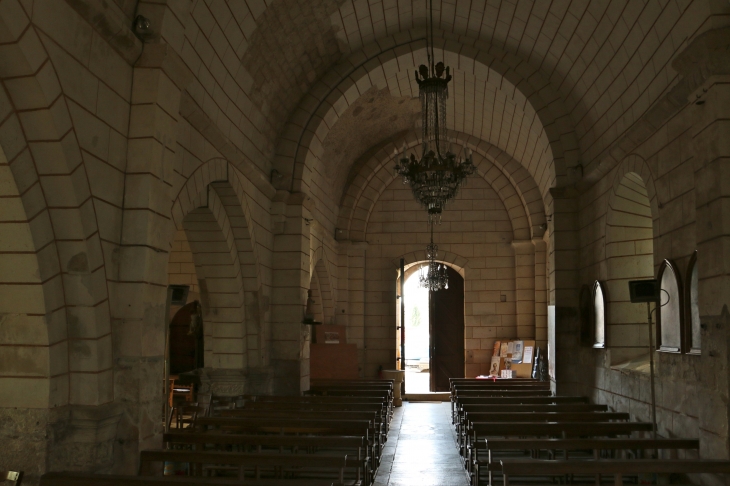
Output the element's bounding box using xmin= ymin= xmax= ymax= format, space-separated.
xmin=657 ymin=260 xmax=682 ymax=353
xmin=593 ymin=281 xmax=606 ymax=349
xmin=685 ymin=251 xmax=700 ymax=355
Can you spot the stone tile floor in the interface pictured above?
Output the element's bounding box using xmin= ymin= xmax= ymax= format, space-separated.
xmin=374 ymin=401 xmax=470 ymax=486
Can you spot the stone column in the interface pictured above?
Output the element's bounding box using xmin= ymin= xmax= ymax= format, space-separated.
xmin=112 ymin=42 xmax=191 ymax=472
xmin=511 ymin=240 xmax=535 ymax=339
xmin=677 ymin=27 xmax=730 ymax=463
xmin=533 ymin=237 xmax=548 ymax=349
xmin=549 ymin=188 xmax=581 ymax=395
xmin=347 ymin=242 xmax=368 ymax=376
xmin=270 ymin=192 xmax=313 ymax=394
xmin=688 ymin=51 xmax=730 ymax=466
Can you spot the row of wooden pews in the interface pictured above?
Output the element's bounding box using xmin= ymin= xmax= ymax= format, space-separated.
xmin=450 ymin=377 xmax=730 ymax=486
xmin=40 ymin=379 xmax=394 ymax=486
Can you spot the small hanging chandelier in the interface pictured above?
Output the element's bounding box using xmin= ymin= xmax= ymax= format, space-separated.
xmin=419 ymin=224 xmax=448 ymax=291
xmin=394 ymin=0 xmax=476 ymax=224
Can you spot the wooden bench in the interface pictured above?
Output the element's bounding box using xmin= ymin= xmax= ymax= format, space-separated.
xmin=454 ymin=390 xmax=552 ymax=398
xmin=461 ymin=403 xmax=607 ymax=413
xmin=139 ymin=450 xmax=363 ymax=485
xmin=40 ymin=472 xmax=335 ymax=486
xmin=452 ymin=384 xmax=551 ymax=392
xmin=163 ymin=432 xmax=371 ymax=484
xmin=237 ymin=402 xmax=389 ymax=431
xmin=194 ymin=417 xmax=381 ymax=462
xmin=473 ymin=438 xmax=700 ymax=486
xmin=499 ymin=458 xmax=730 ymax=486
xmin=458 ymin=412 xmax=630 ymax=453
xmin=457 ymin=403 xmax=608 ymax=424
xmin=451 ymin=396 xmax=589 ymax=423
xmin=463 ymin=421 xmax=654 ymax=465
xmin=219 ymin=409 xmax=386 ymax=434
xmin=242 ymin=396 xmax=392 ymax=421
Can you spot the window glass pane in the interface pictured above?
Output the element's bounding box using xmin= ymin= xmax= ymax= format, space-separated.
xmin=690 ymin=261 xmax=701 ymax=351
xmin=660 ymin=265 xmax=681 ymax=351
xmin=594 ymin=283 xmax=605 ymax=347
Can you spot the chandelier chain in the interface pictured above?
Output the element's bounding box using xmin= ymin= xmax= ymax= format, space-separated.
xmin=393 ymin=0 xmax=476 ymax=225
xmin=419 ymin=222 xmax=448 ymax=291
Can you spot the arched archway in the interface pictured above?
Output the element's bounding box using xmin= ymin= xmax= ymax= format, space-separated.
xmin=0 ymin=142 xmax=58 ymax=409
xmin=396 ymin=261 xmax=465 ymax=392
xmin=605 ymin=163 xmax=658 ymax=364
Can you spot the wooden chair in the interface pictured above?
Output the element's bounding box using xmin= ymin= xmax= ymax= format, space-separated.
xmin=175 ymin=404 xmax=205 ymax=429
xmin=2 ymin=471 xmax=22 ymax=486
xmin=168 ymin=375 xmax=194 ymax=407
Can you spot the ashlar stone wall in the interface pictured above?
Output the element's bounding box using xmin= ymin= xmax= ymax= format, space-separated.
xmin=359 ymin=176 xmax=544 ymax=377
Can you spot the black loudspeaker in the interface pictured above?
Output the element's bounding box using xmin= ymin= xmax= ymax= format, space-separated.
xmin=169 ymin=285 xmax=190 ymax=306
xmin=628 ymin=279 xmax=659 ymax=303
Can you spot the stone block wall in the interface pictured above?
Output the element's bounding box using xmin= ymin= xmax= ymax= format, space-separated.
xmin=168 ymin=229 xmax=200 ymax=294
xmin=360 ymin=176 xmax=533 ymax=377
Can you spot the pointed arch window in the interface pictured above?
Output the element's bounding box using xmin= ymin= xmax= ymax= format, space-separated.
xmin=592 ymin=281 xmax=606 ymax=349
xmin=685 ymin=251 xmax=700 ymax=355
xmin=657 ymin=260 xmax=682 ymax=353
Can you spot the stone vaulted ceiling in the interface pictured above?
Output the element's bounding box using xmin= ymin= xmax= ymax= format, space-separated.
xmin=219 ymin=0 xmax=703 ymax=213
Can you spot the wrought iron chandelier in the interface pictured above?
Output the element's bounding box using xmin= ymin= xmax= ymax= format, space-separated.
xmin=419 ymin=224 xmax=448 ymax=291
xmin=394 ymin=0 xmax=476 ymax=224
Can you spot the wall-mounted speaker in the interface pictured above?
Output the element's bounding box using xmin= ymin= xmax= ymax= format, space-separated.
xmin=628 ymin=279 xmax=659 ymax=303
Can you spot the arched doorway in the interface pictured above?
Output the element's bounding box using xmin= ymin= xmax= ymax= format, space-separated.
xmin=169 ymin=301 xmax=205 ymax=376
xmin=398 ymin=263 xmax=465 ymax=393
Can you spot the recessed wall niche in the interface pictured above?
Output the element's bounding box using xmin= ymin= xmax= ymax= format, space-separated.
xmin=657 ymin=259 xmax=682 ymax=353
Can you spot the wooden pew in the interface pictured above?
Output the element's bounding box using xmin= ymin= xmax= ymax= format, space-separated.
xmin=194 ymin=417 xmax=381 ymax=463
xmin=463 ymin=421 xmax=654 ymax=465
xmin=451 ymin=396 xmax=589 ymax=423
xmin=163 ymin=432 xmax=371 ymax=484
xmin=458 ymin=412 xmax=630 ymax=453
xmin=499 ymin=458 xmax=730 ymax=486
xmin=139 ymin=450 xmax=364 ymax=485
xmin=237 ymin=402 xmax=389 ymax=431
xmin=454 ymin=390 xmax=552 ymax=398
xmin=461 ymin=403 xmax=607 ymax=413
xmin=241 ymin=396 xmax=392 ymax=423
xmin=41 ymin=472 xmax=335 ymax=486
xmin=218 ymin=409 xmax=387 ymax=445
xmin=474 ymin=438 xmax=700 ymax=486
xmin=451 ymin=383 xmax=550 ymax=390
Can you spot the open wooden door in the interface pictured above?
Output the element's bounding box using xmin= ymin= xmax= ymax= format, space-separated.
xmin=429 ymin=266 xmax=465 ymax=391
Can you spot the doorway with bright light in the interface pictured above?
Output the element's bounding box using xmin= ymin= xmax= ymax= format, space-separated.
xmin=401 ymin=269 xmax=431 ymax=393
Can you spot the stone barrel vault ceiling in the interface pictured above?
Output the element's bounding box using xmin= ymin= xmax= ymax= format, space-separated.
xmin=186 ymin=0 xmax=704 ymax=224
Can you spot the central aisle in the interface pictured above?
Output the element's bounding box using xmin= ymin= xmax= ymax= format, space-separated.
xmin=374 ymin=401 xmax=470 ymax=486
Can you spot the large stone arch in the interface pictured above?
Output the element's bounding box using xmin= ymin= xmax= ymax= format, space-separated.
xmin=170 ymin=159 xmax=263 ymax=297
xmin=276 ymin=31 xmax=579 ymax=202
xmin=338 ymin=134 xmax=546 ymax=242
xmin=175 ymin=188 xmax=247 ymax=370
xmin=0 ymin=8 xmax=113 ymax=409
xmin=0 ymin=136 xmax=62 ymax=409
xmin=169 ymin=160 xmax=267 ymax=370
xmin=603 ymin=155 xmax=660 ymax=363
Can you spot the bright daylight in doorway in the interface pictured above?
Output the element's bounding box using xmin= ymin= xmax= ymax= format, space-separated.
xmin=403 ymin=270 xmax=430 ymax=393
